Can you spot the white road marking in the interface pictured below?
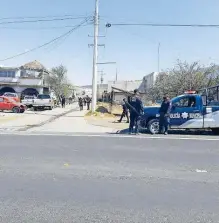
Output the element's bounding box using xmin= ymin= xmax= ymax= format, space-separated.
xmin=0 ymin=131 xmax=219 ymax=141
xmin=196 ymin=169 xmax=208 ymax=173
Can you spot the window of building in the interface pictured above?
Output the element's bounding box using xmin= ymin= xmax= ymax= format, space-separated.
xmin=0 ymin=71 xmax=15 ymax=78
xmin=0 ymin=71 xmax=6 ymax=77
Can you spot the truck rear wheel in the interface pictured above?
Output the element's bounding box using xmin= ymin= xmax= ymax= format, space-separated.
xmin=147 ymin=119 xmax=160 ymax=134
xmin=211 ymin=128 xmax=219 ymax=135
xmin=12 ymin=107 xmax=20 ymax=113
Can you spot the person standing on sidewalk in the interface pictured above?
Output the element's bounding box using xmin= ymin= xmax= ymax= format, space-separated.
xmin=158 ymin=95 xmax=172 ymax=135
xmin=118 ymin=99 xmax=129 ymax=123
xmin=61 ymin=95 xmax=66 ymax=108
xmin=86 ymin=95 xmax=91 ymax=110
xmin=69 ymin=96 xmax=72 ymax=105
xmin=128 ymin=89 xmax=143 ymax=134
xmin=78 ymin=97 xmax=83 ymax=111
xmin=83 ymin=97 xmax=87 ymax=107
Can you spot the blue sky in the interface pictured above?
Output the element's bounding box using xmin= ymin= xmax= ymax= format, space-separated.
xmin=0 ymin=0 xmax=219 ymax=85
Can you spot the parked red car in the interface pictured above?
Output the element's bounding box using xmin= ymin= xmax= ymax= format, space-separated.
xmin=3 ymin=92 xmax=20 ymax=103
xmin=0 ymin=96 xmax=26 ymax=113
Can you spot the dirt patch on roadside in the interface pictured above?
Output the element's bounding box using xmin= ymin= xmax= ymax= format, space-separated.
xmin=85 ymin=102 xmax=122 ymax=118
xmin=85 ymin=102 xmax=128 ymax=130
xmin=85 ymin=116 xmax=129 ymax=130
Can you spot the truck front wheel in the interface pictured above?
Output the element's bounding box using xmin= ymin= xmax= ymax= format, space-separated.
xmin=211 ymin=128 xmax=219 ymax=135
xmin=147 ymin=119 xmax=160 ymax=134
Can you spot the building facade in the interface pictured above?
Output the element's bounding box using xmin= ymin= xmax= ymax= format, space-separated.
xmin=108 ymin=80 xmax=142 ymax=93
xmin=0 ymin=61 xmax=49 ymax=97
xmin=138 ymin=72 xmax=159 ymax=93
xmin=108 ymin=80 xmax=142 ymax=102
xmin=77 ymin=84 xmax=108 ymax=99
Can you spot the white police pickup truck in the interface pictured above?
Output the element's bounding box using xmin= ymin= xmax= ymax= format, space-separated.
xmin=32 ymin=94 xmax=54 ymax=111
xmin=139 ymin=86 xmax=219 ymax=134
xmin=21 ymin=96 xmax=36 ymax=108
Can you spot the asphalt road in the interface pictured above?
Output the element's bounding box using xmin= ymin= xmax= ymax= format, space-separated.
xmin=0 ymin=135 xmax=219 ymax=223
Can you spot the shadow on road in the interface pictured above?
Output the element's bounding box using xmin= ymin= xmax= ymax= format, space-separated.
xmin=115 ymin=128 xmax=215 ymax=136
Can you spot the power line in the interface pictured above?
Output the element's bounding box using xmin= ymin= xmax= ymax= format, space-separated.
xmin=0 ymin=16 xmax=90 ymax=25
xmin=0 ymin=14 xmax=88 ymax=21
xmin=0 ymin=24 xmax=92 ymax=30
xmin=45 ymin=22 xmax=90 ymax=52
xmin=0 ymin=17 xmax=91 ymax=62
xmin=106 ymin=23 xmax=219 ymax=28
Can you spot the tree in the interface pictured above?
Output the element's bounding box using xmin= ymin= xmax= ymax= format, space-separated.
xmin=148 ymin=60 xmax=218 ymax=101
xmin=46 ymin=65 xmax=73 ymax=100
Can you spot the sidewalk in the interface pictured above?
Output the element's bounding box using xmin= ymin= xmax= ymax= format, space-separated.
xmin=0 ymin=104 xmax=77 ymax=131
xmin=29 ymin=109 xmax=116 ymax=133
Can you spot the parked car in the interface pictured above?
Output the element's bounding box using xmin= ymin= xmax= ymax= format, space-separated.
xmin=32 ymin=94 xmax=54 ymax=111
xmin=3 ymin=92 xmax=20 ymax=103
xmin=21 ymin=95 xmax=36 ymax=108
xmin=0 ymin=96 xmax=26 ymax=113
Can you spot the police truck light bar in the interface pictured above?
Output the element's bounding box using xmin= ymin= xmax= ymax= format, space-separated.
xmin=184 ymin=90 xmax=196 ymax=94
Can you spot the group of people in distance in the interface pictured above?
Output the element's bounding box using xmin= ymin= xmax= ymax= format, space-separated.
xmin=118 ymin=89 xmax=171 ymax=135
xmin=59 ymin=95 xmax=74 ymax=108
xmin=78 ymin=95 xmax=92 ymax=111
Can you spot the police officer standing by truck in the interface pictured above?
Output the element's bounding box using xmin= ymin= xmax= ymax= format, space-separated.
xmin=127 ymin=89 xmax=144 ymax=134
xmin=158 ymin=95 xmax=172 ymax=135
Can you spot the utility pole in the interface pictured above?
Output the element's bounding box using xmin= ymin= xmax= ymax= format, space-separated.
xmin=91 ymin=0 xmax=99 ymax=112
xmin=115 ymin=68 xmax=118 ymax=81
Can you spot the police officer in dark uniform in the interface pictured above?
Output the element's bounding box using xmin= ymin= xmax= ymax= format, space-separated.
xmin=127 ymin=89 xmax=143 ymax=134
xmin=86 ymin=95 xmax=91 ymax=110
xmin=118 ymin=99 xmax=129 ymax=123
xmin=61 ymin=95 xmax=66 ymax=108
xmin=158 ymin=95 xmax=172 ymax=135
xmin=83 ymin=97 xmax=87 ymax=107
xmin=78 ymin=97 xmax=83 ymax=111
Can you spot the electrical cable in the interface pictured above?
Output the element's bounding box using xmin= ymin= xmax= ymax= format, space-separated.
xmin=0 ymin=24 xmax=92 ymax=30
xmin=0 ymin=16 xmax=90 ymax=25
xmin=0 ymin=17 xmax=92 ymax=62
xmin=106 ymin=23 xmax=219 ymax=28
xmin=0 ymin=14 xmax=88 ymax=21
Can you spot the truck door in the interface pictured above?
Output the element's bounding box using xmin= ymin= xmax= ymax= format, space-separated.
xmin=170 ymin=95 xmax=203 ymax=128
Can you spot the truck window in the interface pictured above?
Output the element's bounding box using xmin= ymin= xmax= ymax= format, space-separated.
xmin=174 ymin=96 xmax=196 ymax=107
xmin=37 ymin=95 xmax=50 ymax=99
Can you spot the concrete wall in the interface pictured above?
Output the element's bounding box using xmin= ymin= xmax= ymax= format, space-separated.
xmin=108 ymin=80 xmax=142 ymax=92
xmin=78 ymin=84 xmax=108 ymax=99
xmin=19 ymin=78 xmax=43 ymax=86
xmin=0 ymin=77 xmax=19 ymax=84
xmin=0 ymin=77 xmax=43 ymax=86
